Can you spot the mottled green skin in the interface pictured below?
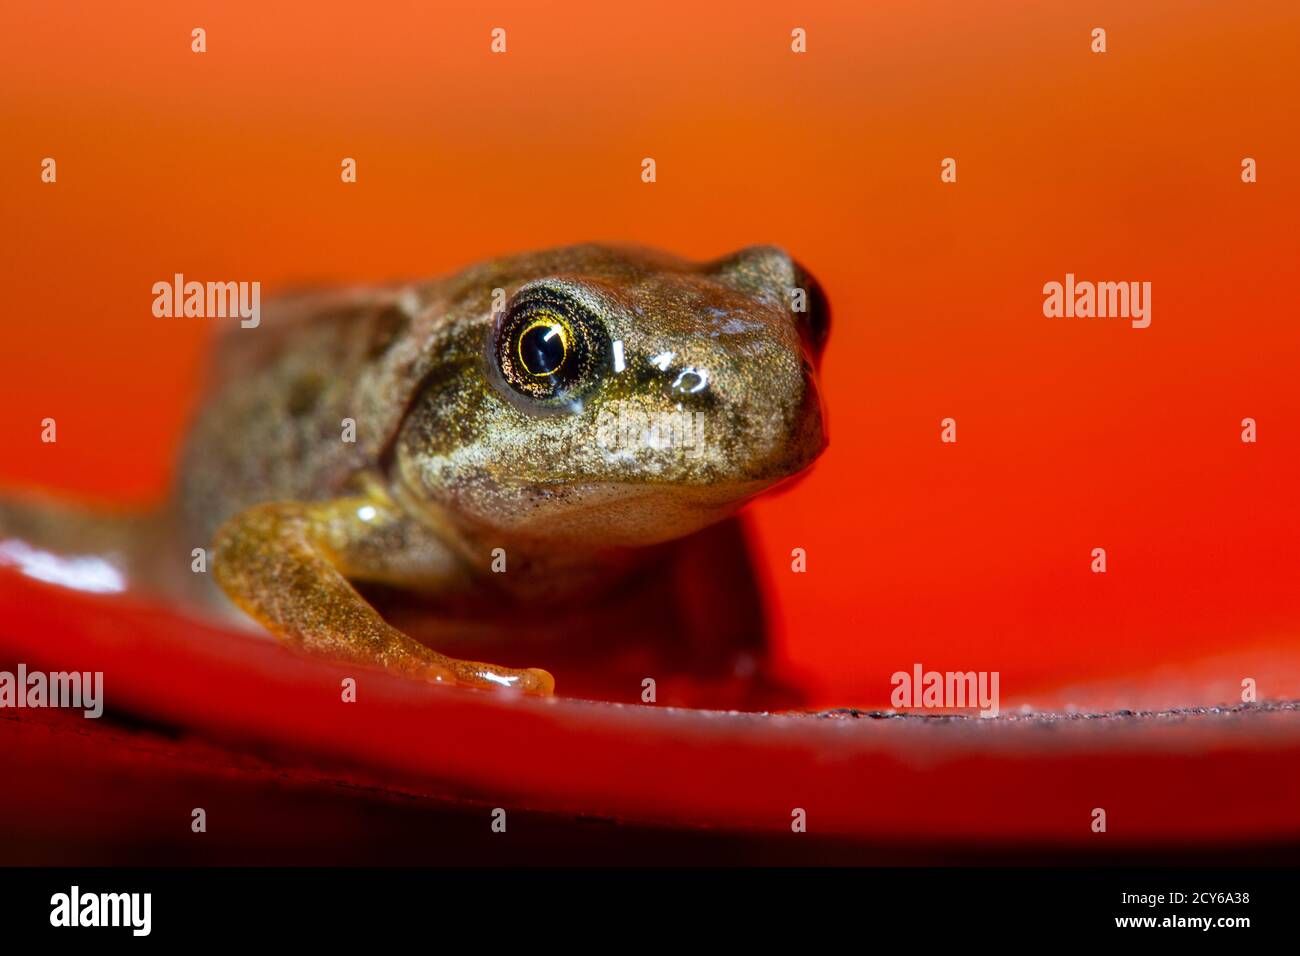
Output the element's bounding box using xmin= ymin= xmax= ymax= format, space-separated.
xmin=179 ymin=245 xmax=828 ymax=608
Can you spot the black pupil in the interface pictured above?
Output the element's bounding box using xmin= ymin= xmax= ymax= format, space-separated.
xmin=520 ymin=323 xmax=566 ymax=376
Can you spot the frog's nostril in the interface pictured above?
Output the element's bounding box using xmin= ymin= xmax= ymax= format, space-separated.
xmin=670 ymin=367 xmax=709 ymax=397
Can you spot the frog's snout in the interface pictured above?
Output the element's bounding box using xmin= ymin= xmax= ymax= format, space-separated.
xmin=777 ymin=259 xmax=830 ymax=478
xmin=751 ymin=284 xmax=830 ymax=483
xmin=664 ymin=254 xmax=830 ymax=487
xmin=689 ymin=322 xmax=828 ymax=488
xmin=755 ymin=352 xmax=828 ymax=483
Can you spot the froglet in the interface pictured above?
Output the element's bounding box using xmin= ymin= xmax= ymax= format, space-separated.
xmin=1 ymin=245 xmax=829 ymax=700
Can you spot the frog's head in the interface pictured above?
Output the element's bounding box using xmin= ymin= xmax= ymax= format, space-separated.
xmin=396 ymin=245 xmax=828 ymax=550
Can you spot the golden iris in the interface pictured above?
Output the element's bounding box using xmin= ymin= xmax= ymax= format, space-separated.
xmin=516 ymin=316 xmax=570 ymax=378
xmin=492 ymin=288 xmax=609 ymax=406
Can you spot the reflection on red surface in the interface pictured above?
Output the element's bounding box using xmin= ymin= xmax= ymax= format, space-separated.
xmin=1 ymin=567 xmax=1298 ymax=862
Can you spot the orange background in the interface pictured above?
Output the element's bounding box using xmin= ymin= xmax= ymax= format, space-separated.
xmin=2 ymin=1 xmax=1297 ymax=708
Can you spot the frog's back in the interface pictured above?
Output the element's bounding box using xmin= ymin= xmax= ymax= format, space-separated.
xmin=176 ymin=282 xmax=448 ymax=541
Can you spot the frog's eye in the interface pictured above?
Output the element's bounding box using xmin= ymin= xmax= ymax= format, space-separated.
xmin=492 ymin=288 xmax=608 ymax=406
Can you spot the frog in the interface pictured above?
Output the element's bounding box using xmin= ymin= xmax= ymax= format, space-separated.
xmin=4 ymin=244 xmax=829 ymax=703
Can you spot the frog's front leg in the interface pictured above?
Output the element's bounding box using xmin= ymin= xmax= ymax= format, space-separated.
xmin=211 ymin=486 xmax=554 ymax=694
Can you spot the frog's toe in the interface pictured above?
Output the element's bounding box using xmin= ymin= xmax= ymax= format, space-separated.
xmin=520 ymin=667 xmax=556 ymax=696
xmin=434 ymin=659 xmax=555 ymax=696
